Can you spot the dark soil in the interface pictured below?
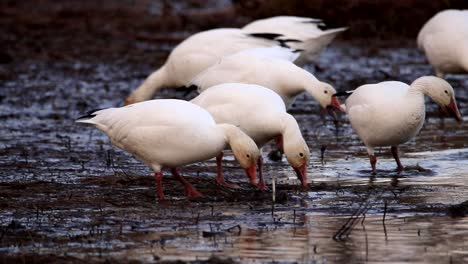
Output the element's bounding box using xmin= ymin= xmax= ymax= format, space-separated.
xmin=1 ymin=1 xmax=468 ymax=263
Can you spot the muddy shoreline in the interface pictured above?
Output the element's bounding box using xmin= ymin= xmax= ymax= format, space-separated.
xmin=1 ymin=1 xmax=468 ymax=263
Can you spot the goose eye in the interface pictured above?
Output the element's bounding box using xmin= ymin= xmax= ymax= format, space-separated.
xmin=444 ymin=90 xmax=448 ymax=94
xmin=246 ymin=154 xmax=250 ymax=158
xmin=324 ymin=90 xmax=328 ymax=94
xmin=299 ymin=152 xmax=304 ymax=157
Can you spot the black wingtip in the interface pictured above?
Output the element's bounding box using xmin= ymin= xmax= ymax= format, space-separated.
xmin=332 ymin=91 xmax=353 ymax=97
xmin=302 ymin=19 xmax=346 ymax=31
xmin=76 ymin=108 xmax=103 ymax=121
xmin=248 ymin=32 xmax=284 ymax=40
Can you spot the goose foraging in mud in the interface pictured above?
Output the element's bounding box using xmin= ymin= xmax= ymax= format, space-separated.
xmin=76 ymin=99 xmax=259 ymax=200
xmin=125 ymin=16 xmax=345 ymax=105
xmin=192 ymin=83 xmax=310 ymax=190
xmin=341 ymin=76 xmax=462 ymax=174
xmin=417 ymin=9 xmax=468 ymax=78
xmin=192 ymin=46 xmax=343 ymax=111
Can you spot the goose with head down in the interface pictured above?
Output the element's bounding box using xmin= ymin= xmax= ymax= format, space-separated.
xmin=125 ymin=16 xmax=346 ymax=105
xmin=76 ymin=99 xmax=259 ymax=200
xmin=191 ymin=46 xmax=343 ymax=111
xmin=341 ymin=76 xmax=462 ymax=174
xmin=192 ymin=83 xmax=310 ymax=190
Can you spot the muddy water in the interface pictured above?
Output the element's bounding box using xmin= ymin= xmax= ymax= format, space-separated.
xmin=1 ymin=40 xmax=468 ymax=263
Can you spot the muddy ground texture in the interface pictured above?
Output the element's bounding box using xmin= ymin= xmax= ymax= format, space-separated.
xmin=1 ymin=2 xmax=468 ymax=264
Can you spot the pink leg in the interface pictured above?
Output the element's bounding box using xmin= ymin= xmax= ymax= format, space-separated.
xmin=391 ymin=146 xmax=404 ymax=171
xmin=154 ymin=172 xmax=165 ymax=201
xmin=257 ymin=156 xmax=268 ymax=191
xmin=370 ymin=155 xmax=377 ymax=175
xmin=215 ymin=152 xmax=239 ymax=188
xmin=275 ymin=136 xmax=284 ymax=154
xmin=170 ymin=168 xmax=204 ymax=198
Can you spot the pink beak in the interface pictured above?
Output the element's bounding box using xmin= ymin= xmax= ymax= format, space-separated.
xmin=328 ymin=97 xmax=345 ymax=113
xmin=293 ymin=163 xmax=308 ymax=188
xmin=244 ymin=164 xmax=257 ymax=186
xmin=444 ymin=97 xmax=463 ymax=123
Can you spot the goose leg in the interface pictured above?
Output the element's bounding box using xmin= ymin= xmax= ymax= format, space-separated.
xmin=267 ymin=136 xmax=284 ymax=161
xmin=170 ymin=168 xmax=204 ymax=198
xmin=276 ymin=136 xmax=284 ymax=153
xmin=154 ymin=172 xmax=165 ymax=200
xmin=391 ymin=146 xmax=404 ymax=171
xmin=369 ymin=155 xmax=377 ymax=175
xmin=215 ymin=152 xmax=239 ymax=188
xmin=257 ymin=155 xmax=268 ymax=191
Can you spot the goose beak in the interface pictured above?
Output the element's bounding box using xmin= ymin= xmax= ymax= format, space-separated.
xmin=293 ymin=163 xmax=308 ymax=188
xmin=244 ymin=164 xmax=257 ymax=186
xmin=444 ymin=97 xmax=463 ymax=123
xmin=328 ymin=97 xmax=345 ymax=113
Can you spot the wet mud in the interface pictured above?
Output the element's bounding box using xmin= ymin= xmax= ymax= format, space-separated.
xmin=1 ymin=2 xmax=468 ymax=264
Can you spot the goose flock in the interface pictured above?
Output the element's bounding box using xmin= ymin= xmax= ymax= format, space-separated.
xmin=77 ymin=11 xmax=465 ymax=200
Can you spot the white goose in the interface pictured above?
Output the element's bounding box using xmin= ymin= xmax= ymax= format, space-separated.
xmin=192 ymin=46 xmax=344 ymax=110
xmin=342 ymin=76 xmax=462 ymax=174
xmin=242 ymin=16 xmax=347 ymax=65
xmin=191 ymin=83 xmax=310 ymax=190
xmin=417 ymin=9 xmax=468 ymax=78
xmin=76 ymin=99 xmax=259 ymax=200
xmin=125 ymin=16 xmax=346 ymax=105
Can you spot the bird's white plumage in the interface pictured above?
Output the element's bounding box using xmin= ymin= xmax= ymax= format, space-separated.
xmin=125 ymin=28 xmax=278 ymax=104
xmin=243 ymin=16 xmax=347 ymax=64
xmin=164 ymin=29 xmax=278 ymax=86
xmin=126 ymin=16 xmax=345 ymax=104
xmin=77 ymin=99 xmax=230 ymax=171
xmin=192 ymin=47 xmax=336 ymax=108
xmin=346 ymin=81 xmax=425 ymax=152
xmin=235 ymin=46 xmax=300 ymax=62
xmin=192 ymin=83 xmax=287 ymax=146
xmin=345 ymin=76 xmax=460 ymax=156
xmin=417 ymin=9 xmax=468 ymax=77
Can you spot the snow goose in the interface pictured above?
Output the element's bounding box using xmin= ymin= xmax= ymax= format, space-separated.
xmin=191 ymin=83 xmax=310 ymax=189
xmin=124 ymin=28 xmax=281 ymax=105
xmin=342 ymin=76 xmax=462 ymax=174
xmin=242 ymin=16 xmax=347 ymax=65
xmin=192 ymin=46 xmax=344 ymax=110
xmin=76 ymin=99 xmax=259 ymax=200
xmin=125 ymin=16 xmax=345 ymax=105
xmin=417 ymin=9 xmax=468 ymax=78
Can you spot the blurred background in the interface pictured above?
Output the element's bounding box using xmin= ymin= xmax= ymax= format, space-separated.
xmin=2 ymin=0 xmax=468 ymax=65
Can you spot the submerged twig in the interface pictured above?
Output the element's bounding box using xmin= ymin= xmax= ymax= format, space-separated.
xmin=272 ymin=173 xmax=276 ymax=222
xmin=333 ymin=189 xmax=384 ymax=241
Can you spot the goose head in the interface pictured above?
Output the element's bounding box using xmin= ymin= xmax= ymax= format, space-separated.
xmin=310 ymin=82 xmax=344 ymax=113
xmin=412 ymin=76 xmax=462 ymax=122
xmin=284 ymin=135 xmax=310 ymax=188
xmin=281 ymin=114 xmax=310 ymax=188
xmin=223 ymin=125 xmax=260 ymax=185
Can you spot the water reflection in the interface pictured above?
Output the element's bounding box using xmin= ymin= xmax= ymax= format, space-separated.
xmin=116 ymin=214 xmax=468 ymax=263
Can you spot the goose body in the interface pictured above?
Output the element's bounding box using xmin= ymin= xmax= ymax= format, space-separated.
xmin=125 ymin=16 xmax=346 ymax=104
xmin=76 ymin=99 xmax=259 ymax=199
xmin=417 ymin=9 xmax=468 ymax=77
xmin=344 ymin=76 xmax=462 ymax=173
xmin=242 ymin=16 xmax=347 ymax=65
xmin=191 ymin=83 xmax=310 ymax=189
xmin=125 ymin=29 xmax=277 ymax=104
xmin=192 ymin=47 xmax=343 ymax=110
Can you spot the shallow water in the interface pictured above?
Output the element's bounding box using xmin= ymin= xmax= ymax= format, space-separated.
xmin=1 ymin=39 xmax=468 ymax=263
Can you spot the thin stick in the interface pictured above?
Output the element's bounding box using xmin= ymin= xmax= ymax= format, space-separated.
xmin=271 ymin=174 xmax=276 ymax=221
